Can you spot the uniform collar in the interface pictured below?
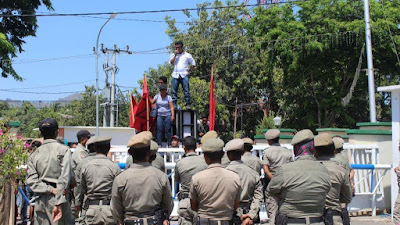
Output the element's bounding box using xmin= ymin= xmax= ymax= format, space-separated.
xmin=129 ymin=162 xmax=151 ymax=168
xmin=229 ymin=160 xmax=244 ymax=165
xmin=316 ymin=155 xmax=332 ymax=161
xmin=271 ymin=143 xmax=281 ymax=147
xmin=94 ymin=154 xmax=109 ymax=159
xmin=207 ymin=163 xmax=224 ymax=169
xmin=295 ymin=155 xmax=317 ymax=161
xmin=243 ymin=151 xmax=252 ymax=156
xmin=88 ymin=152 xmax=96 ymax=156
xmin=42 ymin=139 xmax=57 ymax=145
xmin=185 ymin=152 xmax=197 ymax=157
xmin=78 ymin=143 xmax=88 ymax=151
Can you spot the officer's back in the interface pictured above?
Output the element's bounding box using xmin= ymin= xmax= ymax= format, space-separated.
xmin=225 ymin=139 xmax=263 ymax=225
xmin=190 ymin=138 xmax=241 ymax=222
xmin=111 ymin=132 xmax=173 ymax=224
xmin=267 ymin=129 xmax=331 ymax=225
xmin=81 ymin=136 xmax=121 ymax=225
xmin=241 ymin=138 xmax=262 ymax=175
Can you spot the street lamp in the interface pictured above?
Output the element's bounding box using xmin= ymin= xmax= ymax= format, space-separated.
xmin=95 ymin=13 xmax=117 ymax=135
xmin=273 ymin=116 xmax=282 ymax=128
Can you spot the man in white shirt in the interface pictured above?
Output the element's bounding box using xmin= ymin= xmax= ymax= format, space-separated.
xmin=169 ymin=41 xmax=196 ymax=109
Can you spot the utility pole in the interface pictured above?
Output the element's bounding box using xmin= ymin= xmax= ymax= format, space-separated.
xmin=101 ymin=44 xmax=132 ymax=127
xmin=363 ymin=0 xmax=376 ymax=122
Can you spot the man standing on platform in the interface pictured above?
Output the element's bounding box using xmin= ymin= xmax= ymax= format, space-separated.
xmin=169 ymin=41 xmax=195 ymax=109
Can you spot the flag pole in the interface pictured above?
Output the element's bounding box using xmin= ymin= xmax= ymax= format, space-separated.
xmin=145 ymin=73 xmax=150 ymax=131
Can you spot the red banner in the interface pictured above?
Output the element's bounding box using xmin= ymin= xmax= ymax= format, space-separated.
xmin=209 ymin=66 xmax=215 ymax=130
xmin=129 ymin=94 xmax=137 ymax=128
xmin=133 ymin=74 xmax=155 ymax=132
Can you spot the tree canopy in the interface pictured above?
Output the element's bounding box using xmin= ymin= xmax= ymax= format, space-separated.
xmin=0 ymin=0 xmax=53 ymax=80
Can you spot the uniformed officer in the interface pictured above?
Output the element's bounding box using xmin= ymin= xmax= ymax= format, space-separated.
xmin=225 ymin=139 xmax=263 ymax=225
xmin=332 ymin=137 xmax=355 ymax=189
xmin=200 ymin=131 xmax=230 ymax=167
xmin=314 ymin=133 xmax=352 ymax=225
xmin=111 ymin=132 xmax=173 ymax=225
xmin=80 ymin=136 xmax=121 ymax=225
xmin=262 ymin=129 xmax=293 ymax=225
xmin=267 ymin=129 xmax=331 ymax=225
xmin=190 ymin=138 xmax=241 ymax=224
xmin=126 ymin=132 xmax=166 ymax=172
xmin=74 ymin=136 xmax=97 ymax=224
xmin=72 ymin=130 xmax=94 ymax=169
xmin=241 ymin=137 xmax=262 ymax=175
xmin=26 ymin=118 xmax=74 ymax=225
xmin=175 ymin=136 xmax=208 ymax=225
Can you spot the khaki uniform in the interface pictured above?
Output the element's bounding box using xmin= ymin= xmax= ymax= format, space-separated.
xmin=318 ymin=157 xmax=352 ymax=225
xmin=332 ymin=153 xmax=351 ymax=175
xmin=75 ymin=152 xmax=96 ymax=224
xmin=241 ymin=151 xmax=262 ymax=175
xmin=111 ymin=162 xmax=173 ymax=224
xmin=394 ymin=170 xmax=400 ymax=225
xmin=226 ymin=160 xmax=263 ymax=221
xmin=72 ymin=143 xmax=90 ymax=169
xmin=174 ymin=152 xmax=208 ymax=225
xmin=26 ymin=139 xmax=74 ymax=225
xmin=126 ymin=153 xmax=166 ymax=172
xmin=189 ymin=163 xmax=241 ymax=220
xmin=221 ymin=154 xmax=230 ymax=167
xmin=262 ymin=143 xmax=293 ymax=225
xmin=81 ymin=154 xmax=121 ymax=225
xmin=267 ymin=155 xmax=331 ymax=225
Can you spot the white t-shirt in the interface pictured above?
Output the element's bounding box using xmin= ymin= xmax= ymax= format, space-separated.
xmin=170 ymin=51 xmax=196 ymax=78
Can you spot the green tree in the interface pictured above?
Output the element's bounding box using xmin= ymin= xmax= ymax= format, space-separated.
xmin=245 ymin=0 xmax=400 ymax=129
xmin=0 ymin=0 xmax=53 ymax=80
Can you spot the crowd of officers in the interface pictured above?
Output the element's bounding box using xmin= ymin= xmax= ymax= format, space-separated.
xmin=26 ymin=118 xmax=354 ymax=225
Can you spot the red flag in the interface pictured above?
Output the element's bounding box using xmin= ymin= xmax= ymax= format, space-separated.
xmin=129 ymin=94 xmax=138 ymax=128
xmin=209 ymin=65 xmax=216 ymax=130
xmin=133 ymin=74 xmax=154 ymax=132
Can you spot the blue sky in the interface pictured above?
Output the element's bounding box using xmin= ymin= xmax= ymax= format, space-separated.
xmin=0 ymin=0 xmax=219 ymax=101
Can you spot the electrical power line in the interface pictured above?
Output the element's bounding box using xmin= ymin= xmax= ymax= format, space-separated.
xmin=0 ymin=89 xmax=83 ymax=95
xmin=1 ymin=1 xmax=308 ymax=17
xmin=1 ymin=54 xmax=94 ymax=65
xmin=79 ymin=15 xmax=187 ymax=24
xmin=0 ymin=80 xmax=95 ymax=91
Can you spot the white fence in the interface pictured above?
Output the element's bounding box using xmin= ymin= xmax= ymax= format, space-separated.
xmin=110 ymin=143 xmax=391 ymax=216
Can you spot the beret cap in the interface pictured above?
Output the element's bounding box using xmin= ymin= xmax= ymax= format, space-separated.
xmin=265 ymin=129 xmax=280 ymax=140
xmin=202 ymin=138 xmax=224 ymax=152
xmin=291 ymin=129 xmax=314 ymax=145
xmin=314 ymin=133 xmax=333 ymax=147
xmin=225 ymin=139 xmax=244 ymax=152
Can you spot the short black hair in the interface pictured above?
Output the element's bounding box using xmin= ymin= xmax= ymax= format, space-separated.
xmin=269 ymin=137 xmax=280 ymax=144
xmin=159 ymin=76 xmax=167 ymax=84
xmin=243 ymin=143 xmax=253 ymax=151
xmin=95 ymin=143 xmax=110 ymax=155
xmin=128 ymin=146 xmax=150 ymax=161
xmin=315 ymin=144 xmax=335 ymax=157
xmin=227 ymin=150 xmax=243 ymax=160
xmin=41 ymin=130 xmax=57 ymax=139
xmin=183 ymin=136 xmax=197 ymax=151
xmin=204 ymin=151 xmax=224 ymax=161
xmin=175 ymin=41 xmax=183 ymax=46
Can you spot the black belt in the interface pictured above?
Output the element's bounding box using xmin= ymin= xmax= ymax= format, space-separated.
xmin=198 ymin=217 xmax=232 ymax=225
xmin=287 ymin=217 xmax=323 ymax=224
xmin=88 ymin=199 xmax=111 ymax=206
xmin=124 ymin=217 xmax=155 ymax=225
xmin=44 ymin=181 xmax=57 ymax=188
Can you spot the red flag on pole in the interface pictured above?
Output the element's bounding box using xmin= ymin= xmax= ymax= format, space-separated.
xmin=133 ymin=74 xmax=154 ymax=132
xmin=209 ymin=65 xmax=216 ymax=130
xmin=129 ymin=94 xmax=138 ymax=128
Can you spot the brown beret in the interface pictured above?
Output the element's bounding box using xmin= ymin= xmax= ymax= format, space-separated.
xmin=201 ymin=130 xmax=218 ymax=144
xmin=225 ymin=139 xmax=244 ymax=152
xmin=92 ymin=136 xmax=112 ymax=145
xmin=314 ymin=133 xmax=333 ymax=147
xmin=332 ymin=137 xmax=344 ymax=149
xmin=265 ymin=129 xmax=280 ymax=140
xmin=202 ymin=138 xmax=224 ymax=152
xmin=242 ymin=137 xmax=254 ymax=145
xmin=291 ymin=129 xmax=314 ymax=145
xmin=127 ymin=133 xmax=151 ymax=148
